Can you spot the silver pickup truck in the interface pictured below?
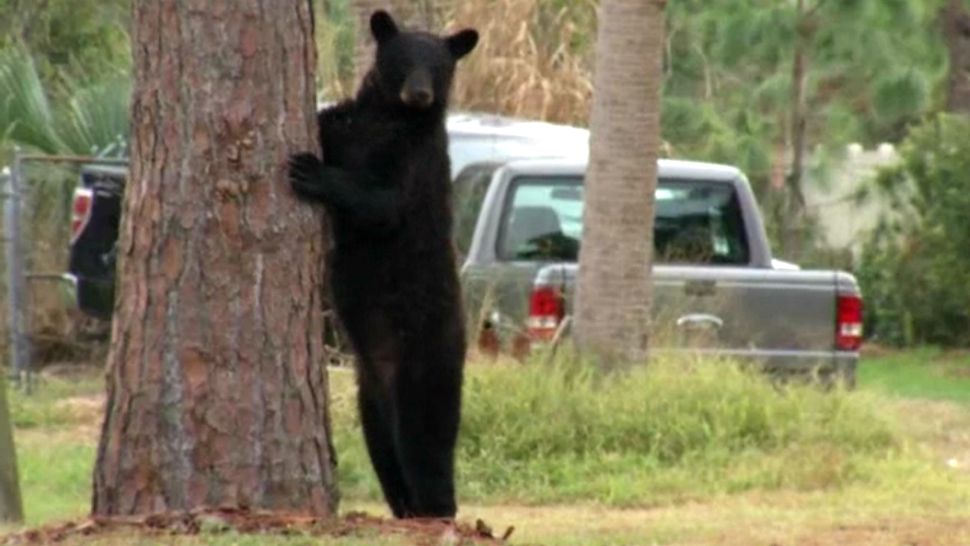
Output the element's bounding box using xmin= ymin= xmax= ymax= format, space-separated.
xmin=457 ymin=158 xmax=863 ymax=385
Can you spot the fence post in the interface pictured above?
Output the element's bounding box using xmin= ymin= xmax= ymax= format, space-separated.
xmin=3 ymin=151 xmax=31 ymax=393
xmin=0 ymin=166 xmax=24 ymax=523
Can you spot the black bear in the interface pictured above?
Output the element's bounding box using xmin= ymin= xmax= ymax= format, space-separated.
xmin=287 ymin=11 xmax=478 ymax=519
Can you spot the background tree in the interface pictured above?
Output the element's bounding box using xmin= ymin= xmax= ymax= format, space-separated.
xmin=0 ymin=375 xmax=22 ymax=523
xmin=662 ymin=0 xmax=942 ymax=260
xmin=573 ymin=0 xmax=665 ymax=364
xmin=0 ymin=0 xmax=129 ymax=81
xmin=92 ymin=0 xmax=337 ymax=516
xmin=942 ymin=0 xmax=970 ymax=112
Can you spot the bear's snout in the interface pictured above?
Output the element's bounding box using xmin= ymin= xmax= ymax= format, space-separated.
xmin=400 ymin=69 xmax=434 ymax=109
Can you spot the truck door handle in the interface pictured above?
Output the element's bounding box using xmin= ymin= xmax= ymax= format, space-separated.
xmin=676 ymin=313 xmax=724 ymax=330
xmin=684 ymin=279 xmax=716 ymax=296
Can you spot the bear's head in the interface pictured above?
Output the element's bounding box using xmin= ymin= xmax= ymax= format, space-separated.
xmin=367 ymin=10 xmax=478 ymax=112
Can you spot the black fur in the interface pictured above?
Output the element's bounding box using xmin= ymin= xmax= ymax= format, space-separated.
xmin=288 ymin=10 xmax=478 ymax=519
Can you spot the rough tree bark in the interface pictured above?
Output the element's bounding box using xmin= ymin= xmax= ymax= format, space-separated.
xmin=573 ymin=0 xmax=665 ymax=365
xmin=92 ymin=0 xmax=337 ymax=516
xmin=943 ymin=0 xmax=970 ymax=113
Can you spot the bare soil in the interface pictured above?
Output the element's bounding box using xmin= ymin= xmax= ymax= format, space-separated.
xmin=1 ymin=510 xmax=510 ymax=546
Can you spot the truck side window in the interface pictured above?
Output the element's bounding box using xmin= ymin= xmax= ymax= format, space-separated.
xmin=452 ymin=162 xmax=502 ymax=257
xmin=497 ymin=177 xmax=583 ymax=261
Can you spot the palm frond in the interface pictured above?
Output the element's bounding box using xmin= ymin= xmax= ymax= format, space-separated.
xmin=0 ymin=45 xmax=66 ymax=154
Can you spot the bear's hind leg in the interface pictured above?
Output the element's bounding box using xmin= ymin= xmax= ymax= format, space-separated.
xmin=393 ymin=360 xmax=462 ymax=519
xmin=358 ymin=373 xmax=413 ymax=518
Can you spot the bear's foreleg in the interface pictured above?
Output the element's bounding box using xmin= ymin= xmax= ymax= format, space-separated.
xmin=288 ymin=152 xmax=401 ymax=232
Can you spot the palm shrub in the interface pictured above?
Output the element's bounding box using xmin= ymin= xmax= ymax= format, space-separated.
xmin=0 ymin=45 xmax=130 ymax=158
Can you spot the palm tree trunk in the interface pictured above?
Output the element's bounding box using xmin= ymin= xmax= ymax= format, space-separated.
xmin=574 ymin=0 xmax=666 ymax=365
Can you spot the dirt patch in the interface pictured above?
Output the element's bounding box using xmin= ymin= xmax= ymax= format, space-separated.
xmin=786 ymin=518 xmax=970 ymax=546
xmin=53 ymin=395 xmax=105 ymax=420
xmin=451 ymin=497 xmax=970 ymax=545
xmin=675 ymin=518 xmax=970 ymax=545
xmin=894 ymin=399 xmax=970 ymax=474
xmin=1 ymin=509 xmax=513 ymax=546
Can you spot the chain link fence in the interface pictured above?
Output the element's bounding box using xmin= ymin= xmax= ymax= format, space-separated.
xmin=1 ymin=151 xmax=125 ymax=393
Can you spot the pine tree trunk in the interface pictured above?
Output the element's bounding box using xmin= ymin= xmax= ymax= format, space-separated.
xmin=92 ymin=0 xmax=337 ymax=516
xmin=573 ymin=0 xmax=665 ymax=365
xmin=783 ymin=0 xmax=810 ymax=260
xmin=943 ymin=0 xmax=970 ymax=113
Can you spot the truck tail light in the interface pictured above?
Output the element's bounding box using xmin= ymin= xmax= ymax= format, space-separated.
xmin=836 ymin=293 xmax=863 ymax=351
xmin=527 ymin=285 xmax=564 ymax=341
xmin=70 ymin=188 xmax=93 ymax=244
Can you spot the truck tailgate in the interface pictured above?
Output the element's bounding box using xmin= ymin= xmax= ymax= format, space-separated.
xmin=540 ymin=264 xmax=853 ymax=366
xmin=652 ymin=266 xmax=836 ymax=352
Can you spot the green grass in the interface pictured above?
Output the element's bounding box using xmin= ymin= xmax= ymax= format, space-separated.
xmin=15 ymin=434 xmax=94 ymax=525
xmin=7 ymin=371 xmax=104 ymax=429
xmin=4 ymin=350 xmax=970 ymax=545
xmin=6 ymin=371 xmax=103 ymax=525
xmin=859 ymin=348 xmax=970 ymax=404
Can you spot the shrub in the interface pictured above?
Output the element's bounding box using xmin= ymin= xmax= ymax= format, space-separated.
xmin=857 ymin=114 xmax=970 ymax=347
xmin=332 ymin=353 xmax=903 ymax=505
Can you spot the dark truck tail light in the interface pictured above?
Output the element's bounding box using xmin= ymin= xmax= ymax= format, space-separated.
xmin=835 ymin=293 xmax=863 ymax=351
xmin=527 ymin=285 xmax=564 ymax=341
xmin=70 ymin=187 xmax=94 ymax=244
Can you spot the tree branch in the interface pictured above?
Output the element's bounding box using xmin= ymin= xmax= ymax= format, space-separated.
xmin=805 ymin=0 xmax=829 ymax=20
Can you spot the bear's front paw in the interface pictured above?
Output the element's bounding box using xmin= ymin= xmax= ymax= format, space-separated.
xmin=288 ymin=152 xmax=325 ymax=198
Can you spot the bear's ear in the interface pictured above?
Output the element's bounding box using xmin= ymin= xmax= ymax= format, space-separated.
xmin=446 ymin=29 xmax=479 ymax=60
xmin=371 ymin=10 xmax=399 ymax=44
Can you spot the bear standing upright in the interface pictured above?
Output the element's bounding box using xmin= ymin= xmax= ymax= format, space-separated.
xmin=287 ymin=11 xmax=478 ymax=519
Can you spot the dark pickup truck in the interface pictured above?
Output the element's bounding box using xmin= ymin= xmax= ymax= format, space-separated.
xmin=65 ymin=163 xmax=125 ymax=320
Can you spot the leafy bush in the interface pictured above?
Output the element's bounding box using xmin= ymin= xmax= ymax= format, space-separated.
xmin=857 ymin=114 xmax=970 ymax=347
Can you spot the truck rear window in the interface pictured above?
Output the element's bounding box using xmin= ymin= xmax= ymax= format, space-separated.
xmin=497 ymin=175 xmax=750 ymax=265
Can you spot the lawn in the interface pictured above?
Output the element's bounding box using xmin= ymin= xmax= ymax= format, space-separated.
xmin=860 ymin=347 xmax=970 ymax=404
xmin=2 ymin=349 xmax=970 ymax=545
